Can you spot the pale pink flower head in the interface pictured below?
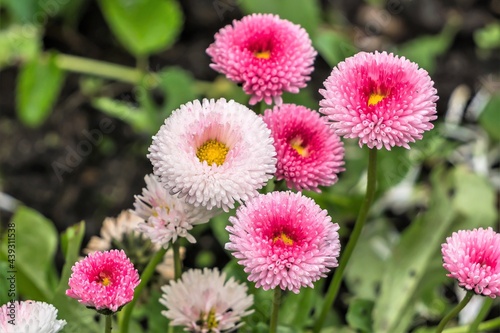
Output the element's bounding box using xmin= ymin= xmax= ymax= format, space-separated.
xmin=148 ymin=98 xmax=276 ymax=212
xmin=442 ymin=227 xmax=500 ymax=298
xmin=319 ymin=51 xmax=438 ymax=150
xmin=0 ymin=301 xmax=66 ymax=333
xmin=225 ymin=191 xmax=341 ymax=293
xmin=263 ymin=104 xmax=345 ymax=192
xmin=132 ymin=174 xmax=217 ymax=246
xmin=66 ymin=249 xmax=140 ymax=314
xmin=207 ymin=13 xmax=317 ymax=106
xmin=160 ymin=268 xmax=253 ymax=332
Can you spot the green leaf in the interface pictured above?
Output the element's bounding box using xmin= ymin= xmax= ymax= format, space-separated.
xmin=210 ymin=211 xmax=232 ymax=247
xmin=143 ymin=289 xmax=170 ymax=333
xmin=314 ymin=29 xmax=357 ymax=67
xmin=91 ymin=97 xmax=152 ymax=133
xmin=398 ymin=22 xmax=458 ymax=73
xmin=158 ymin=67 xmax=198 ymax=118
xmin=0 ymin=206 xmax=58 ymax=300
xmin=373 ymin=167 xmax=455 ymax=333
xmin=50 ymin=222 xmax=101 ymax=333
xmin=16 ymin=53 xmax=65 ymax=127
xmin=478 ymin=94 xmax=500 ymax=141
xmin=238 ymin=0 xmax=321 ymax=36
xmin=99 ymin=0 xmax=183 ymax=56
xmin=2 ymin=0 xmax=38 ymax=23
xmin=0 ymin=24 xmax=41 ymax=68
xmin=346 ymin=299 xmax=375 ymax=333
xmin=474 ymin=22 xmax=500 ymax=50
xmin=279 ymin=288 xmax=318 ymax=329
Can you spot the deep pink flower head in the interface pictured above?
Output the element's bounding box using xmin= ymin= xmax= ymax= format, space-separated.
xmin=319 ymin=51 xmax=438 ymax=150
xmin=66 ymin=249 xmax=140 ymax=313
xmin=207 ymin=13 xmax=316 ymax=106
xmin=442 ymin=227 xmax=500 ymax=298
xmin=225 ymin=191 xmax=340 ymax=293
xmin=263 ymin=104 xmax=345 ymax=192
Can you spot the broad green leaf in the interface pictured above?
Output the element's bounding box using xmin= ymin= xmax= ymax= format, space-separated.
xmin=238 ymin=0 xmax=321 ymax=36
xmin=210 ymin=211 xmax=232 ymax=247
xmin=99 ymin=0 xmax=183 ymax=56
xmin=346 ymin=299 xmax=375 ymax=333
xmin=280 ymin=287 xmax=317 ymax=328
xmin=2 ymin=0 xmax=38 ymax=23
xmin=0 ymin=206 xmax=58 ymax=300
xmin=158 ymin=67 xmax=197 ymax=118
xmin=478 ymin=94 xmax=500 ymax=141
xmin=373 ymin=167 xmax=455 ymax=333
xmin=376 ymin=147 xmax=411 ymax=193
xmin=451 ymin=166 xmax=497 ymax=227
xmin=344 ymin=218 xmax=397 ymax=299
xmin=50 ymin=222 xmax=101 ymax=333
xmin=314 ymin=29 xmax=357 ymax=67
xmin=143 ymin=289 xmax=170 ymax=333
xmin=16 ymin=53 xmax=65 ymax=127
xmin=0 ymin=25 xmax=40 ymax=68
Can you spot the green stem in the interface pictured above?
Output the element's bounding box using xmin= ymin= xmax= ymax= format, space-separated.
xmin=105 ymin=315 xmax=112 ymax=333
xmin=313 ymin=148 xmax=378 ymax=333
xmin=269 ymin=288 xmax=281 ymax=333
xmin=467 ymin=297 xmax=493 ymax=333
xmin=119 ymin=247 xmax=168 ymax=333
xmin=435 ymin=291 xmax=474 ymax=333
xmin=172 ymin=241 xmax=182 ymax=280
xmin=443 ymin=317 xmax=500 ymax=333
xmin=54 ymin=53 xmax=144 ymax=84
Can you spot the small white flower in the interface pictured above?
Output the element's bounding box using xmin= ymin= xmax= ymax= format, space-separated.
xmin=148 ymin=98 xmax=276 ymax=212
xmin=132 ymin=174 xmax=217 ymax=247
xmin=160 ymin=268 xmax=254 ymax=332
xmin=0 ymin=301 xmax=66 ymax=333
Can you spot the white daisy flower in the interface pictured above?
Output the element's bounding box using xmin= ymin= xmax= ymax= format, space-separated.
xmin=132 ymin=174 xmax=217 ymax=246
xmin=160 ymin=268 xmax=254 ymax=332
xmin=0 ymin=301 xmax=66 ymax=333
xmin=148 ymin=98 xmax=277 ymax=212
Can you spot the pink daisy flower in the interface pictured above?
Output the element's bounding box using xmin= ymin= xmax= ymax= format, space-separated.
xmin=225 ymin=191 xmax=341 ymax=293
xmin=132 ymin=174 xmax=217 ymax=246
xmin=207 ymin=13 xmax=316 ymax=106
xmin=148 ymin=98 xmax=276 ymax=212
xmin=263 ymin=104 xmax=345 ymax=192
xmin=319 ymin=51 xmax=438 ymax=150
xmin=160 ymin=268 xmax=253 ymax=332
xmin=442 ymin=227 xmax=500 ymax=298
xmin=66 ymin=249 xmax=140 ymax=314
xmin=0 ymin=301 xmax=66 ymax=333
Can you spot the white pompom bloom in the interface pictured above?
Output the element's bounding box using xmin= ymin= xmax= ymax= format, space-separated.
xmin=0 ymin=301 xmax=66 ymax=333
xmin=148 ymin=98 xmax=277 ymax=212
xmin=160 ymin=268 xmax=254 ymax=332
xmin=132 ymin=174 xmax=217 ymax=247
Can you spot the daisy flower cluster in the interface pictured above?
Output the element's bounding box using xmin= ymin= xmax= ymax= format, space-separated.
xmin=56 ymin=9 xmax=458 ymax=333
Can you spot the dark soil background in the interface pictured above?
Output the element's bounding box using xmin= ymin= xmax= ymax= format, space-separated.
xmin=0 ymin=0 xmax=499 ymax=260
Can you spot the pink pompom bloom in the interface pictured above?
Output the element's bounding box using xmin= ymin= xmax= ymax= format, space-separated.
xmin=263 ymin=104 xmax=345 ymax=192
xmin=149 ymin=98 xmax=276 ymax=212
xmin=442 ymin=227 xmax=500 ymax=298
xmin=225 ymin=191 xmax=341 ymax=293
xmin=1 ymin=300 xmax=66 ymax=333
xmin=132 ymin=174 xmax=217 ymax=246
xmin=160 ymin=268 xmax=254 ymax=332
xmin=66 ymin=249 xmax=140 ymax=314
xmin=319 ymin=51 xmax=438 ymax=150
xmin=207 ymin=13 xmax=316 ymax=106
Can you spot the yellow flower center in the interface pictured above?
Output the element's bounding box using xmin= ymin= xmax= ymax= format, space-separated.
xmin=98 ymin=272 xmax=111 ymax=286
xmin=273 ymin=232 xmax=294 ymax=246
xmin=197 ymin=308 xmax=218 ymax=331
xmin=367 ymin=92 xmax=387 ymax=106
xmin=196 ymin=139 xmax=229 ymax=166
xmin=254 ymin=50 xmax=271 ymax=59
xmin=290 ymin=137 xmax=309 ymax=157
